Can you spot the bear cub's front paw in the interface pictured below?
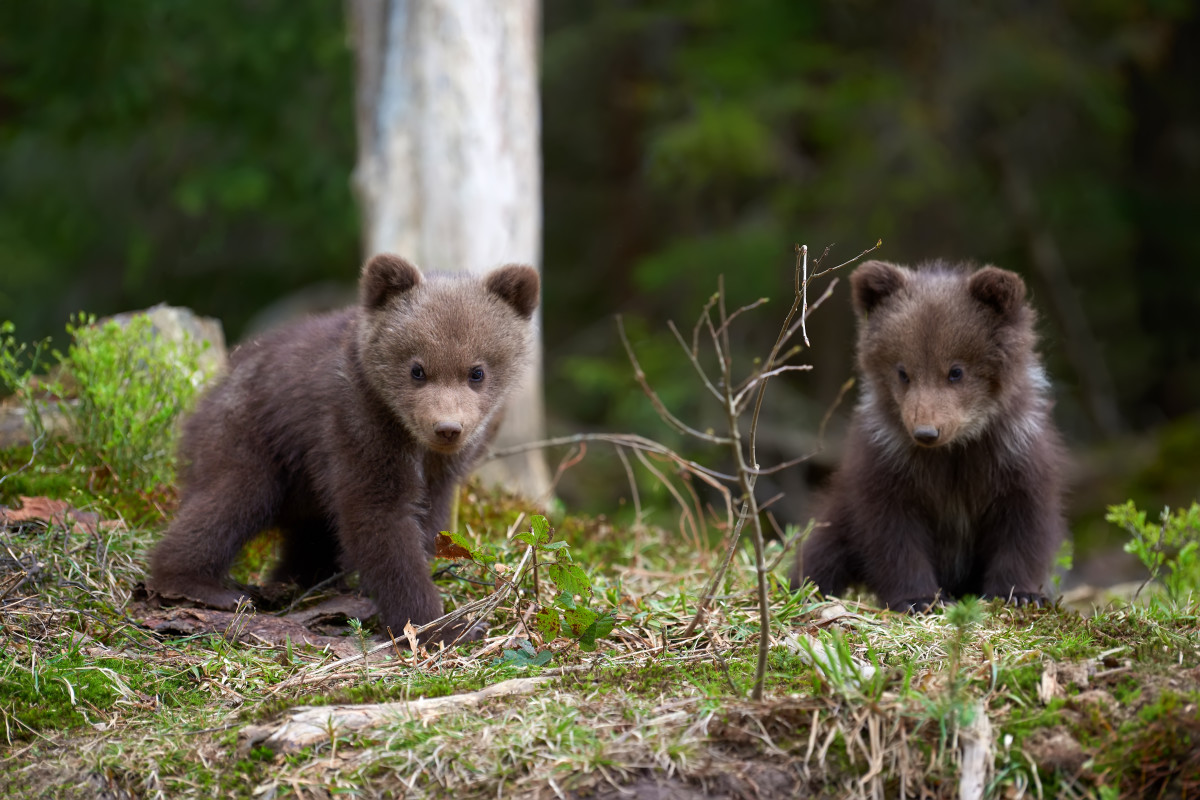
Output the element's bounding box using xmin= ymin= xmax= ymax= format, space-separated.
xmin=892 ymin=596 xmax=944 ymax=613
xmin=983 ymin=591 xmax=1047 ymax=607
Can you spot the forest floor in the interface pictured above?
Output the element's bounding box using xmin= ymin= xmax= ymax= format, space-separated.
xmin=1 ymin=467 xmax=1199 ymax=800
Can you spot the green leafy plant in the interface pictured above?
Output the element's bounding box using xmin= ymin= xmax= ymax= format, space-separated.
xmin=443 ymin=514 xmax=618 ymax=664
xmin=3 ymin=314 xmax=211 ymax=497
xmin=60 ymin=314 xmax=210 ymax=492
xmin=515 ymin=515 xmax=618 ymax=653
xmin=0 ymin=321 xmax=52 ymax=446
xmin=1108 ymin=500 xmax=1200 ymax=605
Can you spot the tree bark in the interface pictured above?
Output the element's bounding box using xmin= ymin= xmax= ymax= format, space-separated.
xmin=347 ymin=0 xmax=549 ymax=498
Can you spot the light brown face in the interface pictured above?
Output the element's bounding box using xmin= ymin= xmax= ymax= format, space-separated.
xmin=357 ymin=257 xmax=539 ymax=453
xmin=851 ymin=260 xmax=1031 ymax=448
xmin=865 ymin=295 xmax=1000 ymax=447
xmin=385 ymin=306 xmax=520 ymax=453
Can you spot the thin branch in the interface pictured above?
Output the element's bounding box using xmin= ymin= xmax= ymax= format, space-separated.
xmin=617 ymin=315 xmax=733 ymax=445
xmin=690 ymin=292 xmax=721 ymax=358
xmin=780 ymin=279 xmax=839 ymax=356
xmin=631 ymin=446 xmax=702 ymax=549
xmin=808 ymin=239 xmax=882 ymax=281
xmin=799 ymin=245 xmax=810 ymax=347
xmin=714 ymin=297 xmax=770 ymax=340
xmin=818 ymin=377 xmax=856 ymax=444
xmin=744 ymin=451 xmax=820 ymax=477
xmin=613 ymin=446 xmax=643 ymax=527
xmin=486 ymin=432 xmax=737 ymax=483
xmin=733 ymin=364 xmax=814 ymax=411
xmin=764 ymin=519 xmax=819 ymax=573
xmin=667 ymin=320 xmax=723 ymax=401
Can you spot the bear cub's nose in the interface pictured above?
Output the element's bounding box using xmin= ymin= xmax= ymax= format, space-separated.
xmin=913 ymin=425 xmax=940 ymax=445
xmin=435 ymin=421 xmax=463 ymax=443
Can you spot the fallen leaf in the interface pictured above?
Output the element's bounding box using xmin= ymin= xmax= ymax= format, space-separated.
xmin=434 ymin=533 xmax=473 ymax=560
xmin=133 ymin=601 xmax=368 ymax=659
xmin=0 ymin=495 xmax=124 ymax=536
xmin=403 ymin=620 xmax=421 ymax=652
xmin=2 ymin=496 xmax=71 ymax=525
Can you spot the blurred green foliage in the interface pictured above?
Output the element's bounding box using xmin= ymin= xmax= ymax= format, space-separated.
xmin=1109 ymin=500 xmax=1200 ymax=606
xmin=0 ymin=1 xmax=358 ymax=345
xmin=2 ymin=1 xmax=1199 ymax=528
xmin=64 ymin=314 xmax=209 ymax=492
xmin=541 ymin=0 xmax=1200 ymax=449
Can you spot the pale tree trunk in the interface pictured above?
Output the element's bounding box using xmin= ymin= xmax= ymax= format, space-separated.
xmin=347 ymin=0 xmax=549 ymax=498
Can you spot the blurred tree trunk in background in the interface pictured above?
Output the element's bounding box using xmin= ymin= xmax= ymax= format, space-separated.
xmin=347 ymin=0 xmax=549 ymax=499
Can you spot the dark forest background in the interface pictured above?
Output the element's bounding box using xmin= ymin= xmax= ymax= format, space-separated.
xmin=2 ymin=1 xmax=1197 ymax=560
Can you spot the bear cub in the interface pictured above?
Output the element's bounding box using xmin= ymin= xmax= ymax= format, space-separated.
xmin=790 ymin=260 xmax=1067 ymax=611
xmin=149 ymin=254 xmax=540 ymax=643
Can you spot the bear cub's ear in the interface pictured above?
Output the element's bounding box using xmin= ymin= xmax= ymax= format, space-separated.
xmin=360 ymin=254 xmax=423 ymax=310
xmin=850 ymin=260 xmax=907 ymax=316
xmin=968 ymin=266 xmax=1026 ymax=320
xmin=484 ymin=264 xmax=540 ymax=320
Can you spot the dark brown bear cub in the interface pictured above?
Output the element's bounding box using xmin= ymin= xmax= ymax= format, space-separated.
xmin=790 ymin=260 xmax=1066 ymax=611
xmin=149 ymin=254 xmax=539 ymax=643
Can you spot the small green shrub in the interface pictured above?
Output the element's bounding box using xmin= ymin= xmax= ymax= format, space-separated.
xmin=444 ymin=514 xmax=619 ymax=665
xmin=1 ymin=314 xmax=210 ymax=495
xmin=1108 ymin=500 xmax=1200 ymax=605
xmin=0 ymin=321 xmax=52 ymax=442
xmin=62 ymin=314 xmax=209 ymax=492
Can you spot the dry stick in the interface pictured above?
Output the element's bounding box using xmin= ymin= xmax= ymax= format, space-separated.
xmin=714 ymin=296 xmax=770 ymax=340
xmin=667 ymin=319 xmax=722 ymax=401
xmin=617 ymin=315 xmax=732 ymax=445
xmin=683 ymin=247 xmax=814 ymax=641
xmin=800 ymin=244 xmax=811 ymax=347
xmin=488 ymin=432 xmax=736 ymax=483
xmin=631 ymin=447 xmax=702 ymax=551
xmin=687 ymin=243 xmax=880 ymax=699
xmin=712 ymin=277 xmax=775 ymax=700
xmin=612 ymin=445 xmax=643 ymax=526
xmin=690 ymin=292 xmax=722 ymax=357
xmin=539 ymin=443 xmax=587 ymax=507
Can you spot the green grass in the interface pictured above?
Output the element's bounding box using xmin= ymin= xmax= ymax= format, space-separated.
xmin=4 ymin=433 xmax=1200 ymax=797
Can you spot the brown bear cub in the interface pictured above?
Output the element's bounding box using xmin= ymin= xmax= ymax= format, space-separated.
xmin=789 ymin=260 xmax=1066 ymax=611
xmin=149 ymin=254 xmax=539 ymax=643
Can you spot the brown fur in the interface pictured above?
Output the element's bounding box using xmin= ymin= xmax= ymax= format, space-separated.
xmin=148 ymin=254 xmax=539 ymax=643
xmin=790 ymin=260 xmax=1067 ymax=611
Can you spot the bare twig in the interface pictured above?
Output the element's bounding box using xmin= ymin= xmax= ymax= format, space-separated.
xmin=613 ymin=446 xmax=643 ymax=526
xmin=667 ymin=320 xmax=722 ymax=401
xmin=799 ymin=245 xmax=811 ymax=347
xmin=0 ymin=431 xmax=46 ymax=488
xmin=488 ymin=433 xmax=737 ymax=483
xmin=617 ymin=315 xmax=732 ymax=445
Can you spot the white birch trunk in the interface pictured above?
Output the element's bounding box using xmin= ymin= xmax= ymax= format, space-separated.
xmin=348 ymin=0 xmax=549 ymax=498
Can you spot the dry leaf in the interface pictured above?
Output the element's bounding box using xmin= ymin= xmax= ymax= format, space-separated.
xmin=0 ymin=495 xmax=123 ymax=536
xmin=434 ymin=533 xmax=473 ymax=560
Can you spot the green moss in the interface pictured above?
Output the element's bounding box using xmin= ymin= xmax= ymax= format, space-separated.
xmin=1091 ymin=688 xmax=1200 ymax=794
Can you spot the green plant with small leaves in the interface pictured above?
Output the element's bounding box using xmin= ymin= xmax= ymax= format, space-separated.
xmin=0 ymin=320 xmax=52 ymax=445
xmin=1109 ymin=500 xmax=1200 ymax=606
xmin=2 ymin=314 xmax=210 ymax=496
xmin=60 ymin=314 xmax=210 ymax=492
xmin=517 ymin=514 xmax=618 ymax=653
xmin=443 ymin=514 xmax=618 ymax=666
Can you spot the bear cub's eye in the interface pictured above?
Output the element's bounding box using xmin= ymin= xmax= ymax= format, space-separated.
xmin=411 ymin=364 xmax=426 ymax=381
xmin=948 ymin=366 xmax=964 ymax=382
xmin=897 ymin=366 xmax=909 ymax=384
xmin=469 ymin=367 xmax=485 ymax=383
